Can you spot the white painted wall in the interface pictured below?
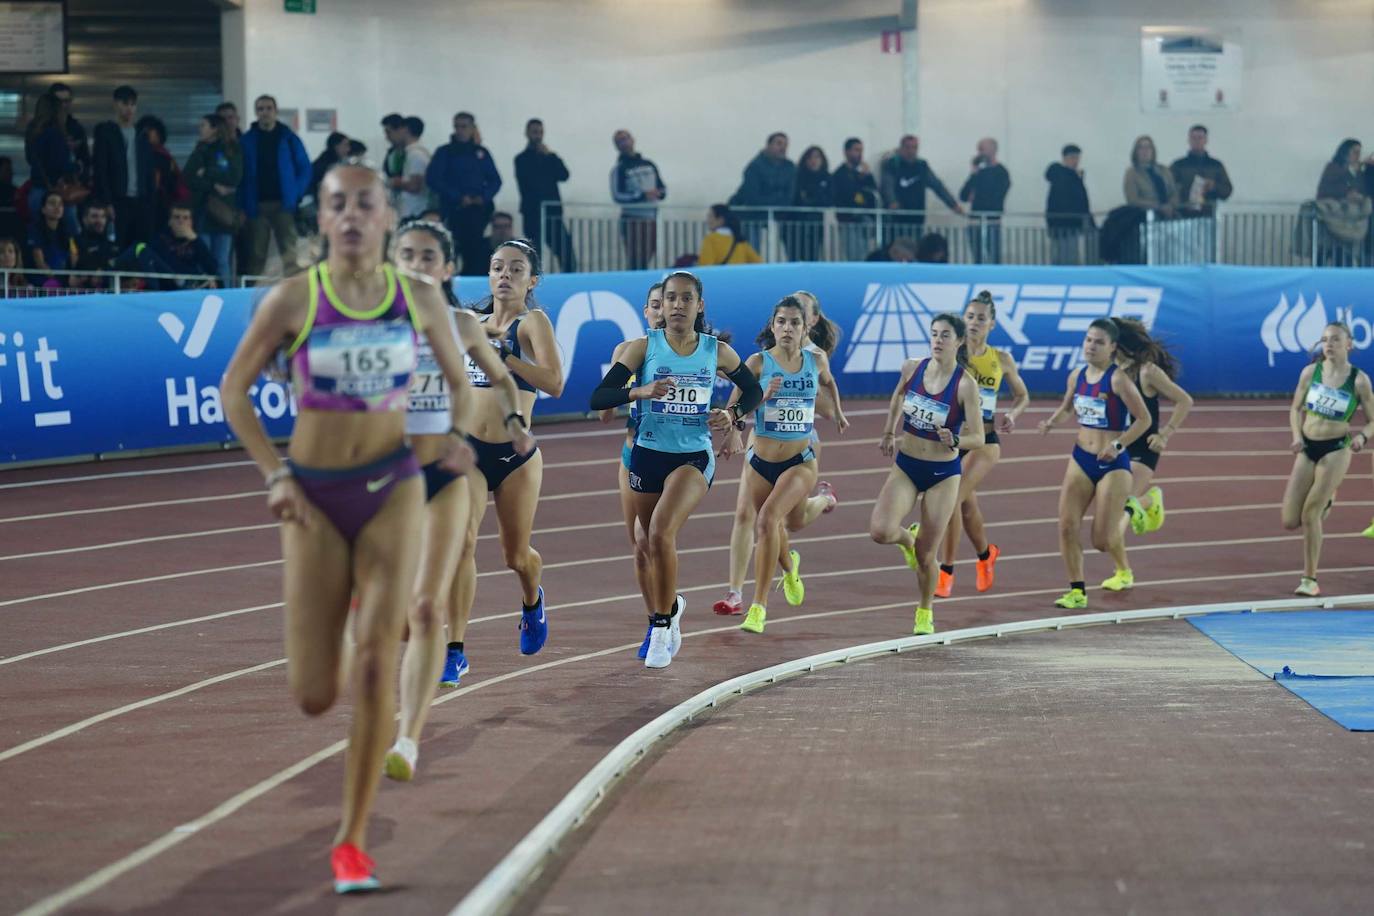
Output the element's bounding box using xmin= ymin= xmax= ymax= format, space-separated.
xmin=228 ymin=0 xmax=1374 ymax=223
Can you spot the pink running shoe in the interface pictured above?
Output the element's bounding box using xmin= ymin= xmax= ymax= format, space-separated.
xmin=713 ymin=590 xmax=743 ymax=615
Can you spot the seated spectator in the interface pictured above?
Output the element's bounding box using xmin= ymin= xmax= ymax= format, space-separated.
xmin=916 ymin=232 xmax=949 ymax=263
xmin=0 ymin=235 xmax=31 ymax=293
xmin=468 ymin=210 xmax=516 ymax=268
xmin=70 ymin=200 xmax=118 ymax=288
xmin=698 ymin=203 xmax=763 ymax=265
xmin=27 ymin=190 xmax=76 ymax=286
xmin=866 ymin=236 xmax=918 ymax=262
xmin=1123 ymin=135 xmax=1177 ymax=217
xmin=120 ymin=203 xmax=217 ymax=288
xmin=419 ymin=207 xmax=444 ymax=224
xmin=137 ymin=115 xmax=189 ymax=230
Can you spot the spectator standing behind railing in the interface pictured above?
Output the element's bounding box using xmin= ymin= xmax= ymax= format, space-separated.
xmin=515 ymin=118 xmax=576 ymax=271
xmin=1123 ymin=135 xmax=1177 ymax=217
xmin=26 ymin=190 xmax=75 ymax=286
xmin=138 ymin=115 xmax=189 ymax=232
xmin=24 ymin=93 xmax=78 ymax=233
xmin=785 ymin=145 xmax=830 ymax=262
xmin=959 ymin=137 xmax=1010 ymax=264
xmin=216 ymin=101 xmax=242 ymax=140
xmin=1045 ymin=144 xmax=1093 ymax=265
xmin=93 ymin=85 xmax=155 ymax=249
xmin=48 ymin=83 xmax=91 ymax=188
xmin=386 ymin=116 xmax=430 ymax=220
xmin=380 ymin=113 xmax=406 ymax=194
xmin=240 ymin=95 xmax=311 ymax=278
xmin=698 ymin=203 xmax=763 ymax=265
xmin=729 ymin=132 xmax=797 ymax=253
xmin=1170 ymin=125 xmax=1232 ymax=217
xmin=610 ymin=129 xmax=665 ymax=270
xmin=1315 ymin=138 xmax=1372 ymax=266
xmin=832 ymin=137 xmax=879 ymax=261
xmin=308 ymin=132 xmax=353 ymax=204
xmin=879 ymin=134 xmax=963 ymax=242
xmin=70 ymin=201 xmax=118 ymax=289
xmin=186 ymin=113 xmax=243 ymax=287
xmin=427 ymin=111 xmax=502 ymax=276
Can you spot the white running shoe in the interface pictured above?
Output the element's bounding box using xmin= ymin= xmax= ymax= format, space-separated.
xmin=644 ymin=623 xmax=673 ymax=669
xmin=669 ymin=594 xmax=685 ymax=657
xmin=383 ymin=737 xmax=418 ymax=782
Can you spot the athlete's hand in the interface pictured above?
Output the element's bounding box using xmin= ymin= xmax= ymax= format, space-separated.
xmin=764 ymin=375 xmax=784 ymax=399
xmin=598 ymin=407 xmax=616 ymax=424
xmin=634 ymin=378 xmax=673 ymax=401
xmin=1147 ymin=430 xmax=1170 ymax=453
xmin=439 ymin=435 xmax=478 ymax=475
xmin=1353 ymin=432 xmax=1369 ymax=453
xmin=880 ymin=431 xmax=896 ymax=457
xmin=1038 ymin=418 xmax=1054 ymax=435
xmin=268 ymin=478 xmax=312 ymax=528
xmin=707 ymin=408 xmax=734 ymax=432
xmin=1290 ymin=439 xmax=1303 ymax=455
xmin=717 ymin=428 xmax=744 ymax=459
xmin=998 ymin=413 xmax=1015 ymax=434
xmin=937 ymin=427 xmax=956 ymax=448
xmin=1095 ymin=444 xmax=1119 ymax=462
xmin=835 ymin=413 xmax=850 ymax=434
xmin=511 ymin=425 xmax=537 ymax=457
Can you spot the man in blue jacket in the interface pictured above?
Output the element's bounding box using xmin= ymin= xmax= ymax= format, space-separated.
xmin=240 ymin=95 xmax=310 ymax=277
xmin=426 ymin=111 xmax=502 ymax=275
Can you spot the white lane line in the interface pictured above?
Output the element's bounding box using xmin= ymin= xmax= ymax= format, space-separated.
xmin=0 ymin=560 xmax=282 ymax=609
xmin=0 ymin=461 xmax=255 ymax=491
xmin=0 ymin=524 xmax=276 ymax=563
xmin=14 ymin=558 xmax=1358 ymax=916
xmin=0 ymin=659 xmax=287 ymax=764
xmin=0 ymin=492 xmax=260 ymax=525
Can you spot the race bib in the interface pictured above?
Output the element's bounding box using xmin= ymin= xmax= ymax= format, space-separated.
xmin=408 ymin=346 xmax=449 ymax=414
xmin=309 ymin=321 xmax=415 ymax=399
xmin=903 ymin=390 xmax=949 ymax=431
xmin=650 ymin=369 xmax=713 ymax=416
xmin=464 ymin=339 xmax=503 ymax=388
xmin=1306 ymin=382 xmax=1353 ymax=420
xmin=763 ymin=397 xmax=816 ymax=434
xmin=1074 ymin=394 xmax=1108 ymax=428
xmin=979 ymin=386 xmax=997 ymax=420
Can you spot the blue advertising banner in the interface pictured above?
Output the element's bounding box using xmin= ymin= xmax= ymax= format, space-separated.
xmin=3 ymin=264 xmax=1371 ymax=463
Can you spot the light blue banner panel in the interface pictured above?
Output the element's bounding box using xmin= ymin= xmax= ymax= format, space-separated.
xmin=4 ymin=263 xmax=1372 ymax=463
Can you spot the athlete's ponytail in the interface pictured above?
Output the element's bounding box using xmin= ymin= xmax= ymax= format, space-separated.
xmin=1111 ymin=316 xmax=1177 ymax=378
xmin=792 ymin=290 xmax=841 ymax=356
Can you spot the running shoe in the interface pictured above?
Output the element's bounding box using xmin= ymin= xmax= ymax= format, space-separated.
xmin=817 ymin=480 xmax=838 ymax=513
xmin=644 ymin=617 xmax=673 ymax=669
xmin=1054 ymin=588 xmax=1087 ymax=609
xmin=1363 ymin=517 xmax=1374 ymax=539
xmin=383 ymin=737 xmax=418 ymax=783
xmin=1101 ymin=569 xmax=1135 ymax=591
xmin=782 ymin=551 xmax=805 ymax=606
xmin=741 ymin=603 xmax=767 ymax=634
xmin=913 ymin=606 xmax=934 ymax=636
xmin=438 ymin=647 xmax=469 ymax=689
xmin=934 ymin=569 xmax=953 ymax=598
xmin=668 ymin=594 xmax=685 ymax=657
xmin=1126 ymin=496 xmax=1147 ymax=535
xmin=518 ymin=587 xmax=548 ymax=655
xmin=637 ymin=622 xmax=653 ymax=659
xmin=1294 ymin=577 xmax=1321 ymax=597
xmin=975 ymin=544 xmax=1000 ymax=593
xmin=897 ymin=523 xmax=921 ymax=571
xmin=332 ymin=843 xmax=380 ymax=894
xmin=1144 ymin=486 xmax=1165 ymax=533
xmin=713 ymin=590 xmax=743 ymax=615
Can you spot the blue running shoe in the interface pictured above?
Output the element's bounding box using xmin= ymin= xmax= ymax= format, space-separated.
xmin=438 ymin=647 xmax=469 ymax=689
xmin=519 ymin=587 xmax=548 ymax=655
xmin=637 ymin=622 xmax=653 ymax=659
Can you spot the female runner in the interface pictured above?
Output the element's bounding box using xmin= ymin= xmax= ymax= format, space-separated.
xmin=221 ymin=163 xmax=476 ymax=893
xmin=590 ymin=270 xmax=763 ymax=668
xmin=384 ymin=219 xmax=533 ymax=781
xmin=1037 ymin=318 xmax=1151 ymax=609
xmin=442 ymin=238 xmax=563 ymax=684
xmin=1281 ymin=322 xmax=1374 ymax=596
xmin=714 ymin=290 xmax=841 ymax=615
xmin=731 ymin=295 xmax=848 ymax=634
xmin=869 ymin=313 xmax=984 ymax=635
xmin=1111 ymin=317 xmax=1192 ymax=538
xmin=934 ymin=290 xmax=1029 ymax=597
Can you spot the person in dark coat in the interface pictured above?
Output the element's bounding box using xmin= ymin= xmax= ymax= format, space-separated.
xmin=879 ymin=134 xmax=963 ymax=241
xmin=729 ymin=132 xmax=796 ymax=251
xmin=425 ymin=111 xmax=502 ymax=275
xmin=785 ymin=145 xmax=831 ymax=262
xmin=514 ymin=118 xmax=576 ymax=271
xmin=1045 ymin=144 xmax=1094 ymax=264
xmin=92 ymin=85 xmax=155 ymax=248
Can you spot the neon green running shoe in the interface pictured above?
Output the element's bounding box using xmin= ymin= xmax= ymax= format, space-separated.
xmin=1126 ymin=496 xmax=1147 ymax=535
xmin=913 ymin=606 xmax=934 ymax=635
xmin=740 ymin=603 xmax=767 ymax=634
xmin=897 ymin=523 xmax=921 ymax=571
xmin=782 ymin=550 xmax=805 ymax=606
xmin=1144 ymin=486 xmax=1165 ymax=533
xmin=1362 ymin=517 xmax=1374 ymax=539
xmin=1054 ymin=588 xmax=1087 ymax=609
xmin=1101 ymin=568 xmax=1135 ymax=591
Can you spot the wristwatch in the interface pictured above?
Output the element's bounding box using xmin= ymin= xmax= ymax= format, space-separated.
xmin=1111 ymin=439 xmax=1124 ymax=452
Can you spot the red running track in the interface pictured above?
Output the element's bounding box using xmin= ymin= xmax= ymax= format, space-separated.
xmin=1 ymin=402 xmax=1371 ymax=914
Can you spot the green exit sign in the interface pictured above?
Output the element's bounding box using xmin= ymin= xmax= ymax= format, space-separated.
xmin=285 ymin=0 xmax=316 ymax=12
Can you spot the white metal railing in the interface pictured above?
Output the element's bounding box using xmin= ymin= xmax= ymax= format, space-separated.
xmin=1 ymin=267 xmax=223 ymax=299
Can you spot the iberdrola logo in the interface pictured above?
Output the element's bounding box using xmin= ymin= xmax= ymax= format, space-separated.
xmin=1259 ymin=293 xmax=1326 ymax=367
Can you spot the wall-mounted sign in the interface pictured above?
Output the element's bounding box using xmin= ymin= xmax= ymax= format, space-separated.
xmin=1141 ymin=27 xmax=1242 ymax=113
xmin=0 ymin=1 xmax=67 ymax=74
xmin=306 ymin=108 xmax=336 ymax=133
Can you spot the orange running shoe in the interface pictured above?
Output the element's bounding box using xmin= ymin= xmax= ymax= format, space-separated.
xmin=935 ymin=569 xmax=953 ymax=598
xmin=332 ymin=842 xmax=380 ymax=894
xmin=975 ymin=544 xmax=1000 ymax=592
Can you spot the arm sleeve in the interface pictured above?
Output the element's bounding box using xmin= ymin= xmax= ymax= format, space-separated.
xmin=483 ymin=150 xmax=502 ymax=200
xmin=727 ymin=362 xmax=764 ymax=416
xmin=553 ymin=155 xmax=570 ymax=182
xmin=928 ymin=169 xmax=958 ymax=209
xmin=589 ymin=362 xmax=635 ymax=410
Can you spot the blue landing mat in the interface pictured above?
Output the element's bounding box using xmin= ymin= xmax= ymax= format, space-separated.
xmin=1189 ymin=610 xmax=1374 ymax=731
